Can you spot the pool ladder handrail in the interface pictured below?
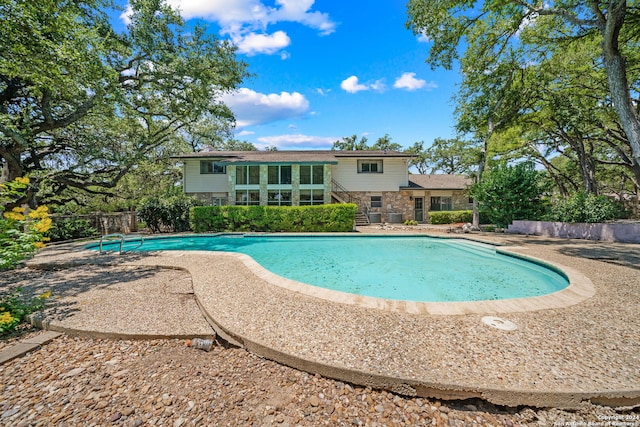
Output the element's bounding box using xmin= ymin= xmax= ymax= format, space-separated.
xmin=99 ymin=233 xmax=144 ymax=254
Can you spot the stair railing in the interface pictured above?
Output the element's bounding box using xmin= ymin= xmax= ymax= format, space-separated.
xmin=331 ymin=179 xmax=353 ymax=203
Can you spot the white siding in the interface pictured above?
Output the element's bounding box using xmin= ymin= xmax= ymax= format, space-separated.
xmin=183 ymin=159 xmax=229 ymax=193
xmin=331 ymin=158 xmax=408 ymax=191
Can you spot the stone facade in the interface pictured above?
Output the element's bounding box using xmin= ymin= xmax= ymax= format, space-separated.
xmin=349 ymin=191 xmax=413 ymax=223
xmin=348 ymin=189 xmax=472 ymax=224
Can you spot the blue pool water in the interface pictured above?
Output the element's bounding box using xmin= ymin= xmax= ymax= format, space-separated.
xmin=89 ymin=235 xmax=569 ymax=302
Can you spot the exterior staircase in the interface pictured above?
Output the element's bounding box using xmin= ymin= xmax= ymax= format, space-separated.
xmin=355 ymin=211 xmax=370 ymax=226
xmin=331 ymin=178 xmax=370 ymax=226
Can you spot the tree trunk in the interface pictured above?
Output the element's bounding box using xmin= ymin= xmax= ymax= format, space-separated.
xmin=600 ymin=1 xmax=640 ymax=170
xmin=472 ymin=136 xmax=487 ymax=228
xmin=574 ymin=140 xmax=598 ymax=195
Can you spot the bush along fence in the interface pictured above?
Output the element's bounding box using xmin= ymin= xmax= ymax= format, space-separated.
xmin=190 ymin=204 xmax=358 ymax=233
xmin=427 ymin=210 xmax=490 ymax=225
xmin=46 ymin=212 xmax=137 ymax=241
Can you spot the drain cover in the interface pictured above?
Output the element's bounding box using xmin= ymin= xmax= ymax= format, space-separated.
xmin=481 ymin=316 xmax=518 ymax=331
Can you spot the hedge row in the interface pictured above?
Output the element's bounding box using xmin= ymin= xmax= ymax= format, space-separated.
xmin=428 ymin=210 xmax=474 ymax=224
xmin=190 ymin=204 xmax=357 ymax=232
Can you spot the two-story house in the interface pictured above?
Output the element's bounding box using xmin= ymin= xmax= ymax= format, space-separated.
xmin=172 ymin=150 xmax=472 ymax=223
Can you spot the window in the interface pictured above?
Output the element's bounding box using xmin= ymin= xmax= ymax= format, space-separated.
xmin=300 ymin=189 xmax=324 ymax=205
xmin=236 ymin=165 xmax=260 ymax=185
xmin=236 ymin=190 xmax=260 ymax=205
xmin=200 ymin=161 xmax=226 ymax=174
xmin=370 ymin=195 xmax=382 ymax=208
xmin=300 ymin=165 xmax=324 ymax=185
xmin=213 ymin=197 xmax=227 ymax=206
xmin=268 ymin=165 xmax=292 ymax=184
xmin=430 ymin=196 xmax=452 ymax=211
xmin=357 ymin=159 xmax=383 ymax=173
xmin=267 ymin=190 xmax=292 ymax=206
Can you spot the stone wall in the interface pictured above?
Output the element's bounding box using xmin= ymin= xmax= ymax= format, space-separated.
xmin=507 ymin=220 xmax=640 ymax=243
xmin=350 ymin=191 xmax=413 ymax=223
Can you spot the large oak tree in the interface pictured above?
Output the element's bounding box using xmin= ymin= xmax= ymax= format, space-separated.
xmin=0 ymin=0 xmax=248 ymax=207
xmin=407 ymin=0 xmax=640 ymax=186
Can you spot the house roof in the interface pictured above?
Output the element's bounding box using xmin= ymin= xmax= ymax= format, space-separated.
xmin=405 ymin=174 xmax=472 ymax=190
xmin=171 ymin=150 xmax=412 ymax=164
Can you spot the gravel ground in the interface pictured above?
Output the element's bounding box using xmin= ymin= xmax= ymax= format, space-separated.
xmin=2 ymin=334 xmax=639 ymax=427
xmin=1 ymin=230 xmax=639 ymax=425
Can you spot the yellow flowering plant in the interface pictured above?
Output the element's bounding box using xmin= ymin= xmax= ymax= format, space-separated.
xmin=0 ymin=288 xmax=50 ymax=335
xmin=1 ymin=177 xmax=51 ymax=270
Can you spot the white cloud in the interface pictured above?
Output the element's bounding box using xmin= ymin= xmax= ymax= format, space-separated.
xmin=370 ymin=79 xmax=386 ymax=91
xmin=393 ymin=72 xmax=437 ymax=91
xmin=255 ymin=133 xmax=336 ymax=150
xmin=127 ymin=0 xmax=336 ymax=56
xmin=234 ymin=31 xmax=291 ymax=56
xmin=221 ymin=88 xmax=310 ymax=127
xmin=340 ymin=76 xmax=386 ymax=93
xmin=417 ymin=33 xmax=430 ymax=43
xmin=340 ymin=76 xmax=368 ymax=93
xmin=393 ymin=72 xmax=426 ymax=90
xmin=165 ymin=0 xmax=268 ymax=23
xmin=236 ymin=130 xmax=255 ymax=136
xmin=120 ymin=4 xmax=133 ymax=25
xmin=269 ymin=0 xmax=336 ymax=35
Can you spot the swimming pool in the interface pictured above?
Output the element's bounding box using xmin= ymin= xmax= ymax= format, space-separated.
xmin=89 ymin=234 xmax=569 ymax=303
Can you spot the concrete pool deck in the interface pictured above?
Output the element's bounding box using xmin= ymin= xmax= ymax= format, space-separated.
xmin=20 ymin=229 xmax=640 ymax=409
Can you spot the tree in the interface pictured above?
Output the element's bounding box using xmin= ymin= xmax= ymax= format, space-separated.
xmin=422 ymin=137 xmax=480 ymax=174
xmin=470 ymin=162 xmax=545 ymax=228
xmin=407 ymin=0 xmax=640 ymax=181
xmin=370 ymin=134 xmax=403 ymax=151
xmin=405 ymin=141 xmax=429 ymax=173
xmin=332 ymin=134 xmax=369 ymax=150
xmin=0 ymin=0 xmax=248 ymax=207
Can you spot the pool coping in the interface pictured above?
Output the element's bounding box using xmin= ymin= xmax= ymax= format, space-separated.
xmin=23 ymin=232 xmax=640 ymax=409
xmin=90 ymin=233 xmax=596 ymax=315
xmin=223 ymin=247 xmax=594 ymax=315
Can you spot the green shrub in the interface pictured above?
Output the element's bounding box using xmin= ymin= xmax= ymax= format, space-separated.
xmin=138 ymin=195 xmax=205 ymax=233
xmin=190 ymin=204 xmax=357 ymax=232
xmin=545 ymin=192 xmax=621 ymax=223
xmin=1 ymin=178 xmax=52 ymax=270
xmin=471 ymin=162 xmax=545 ymax=228
xmin=46 ymin=218 xmax=97 ymax=242
xmin=428 ymin=210 xmax=474 ymax=224
xmin=1 ymin=288 xmax=50 ymax=335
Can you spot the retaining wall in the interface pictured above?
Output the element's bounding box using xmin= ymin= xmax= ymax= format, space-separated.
xmin=507 ymin=220 xmax=640 ymax=243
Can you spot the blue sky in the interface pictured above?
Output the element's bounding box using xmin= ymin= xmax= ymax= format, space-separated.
xmin=121 ymin=0 xmax=461 ymax=150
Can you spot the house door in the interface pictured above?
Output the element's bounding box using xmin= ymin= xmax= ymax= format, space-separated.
xmin=414 ymin=197 xmax=424 ymax=222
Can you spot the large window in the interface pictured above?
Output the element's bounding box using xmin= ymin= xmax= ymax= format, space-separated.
xmin=300 ymin=189 xmax=324 ymax=205
xmin=430 ymin=196 xmax=452 ymax=211
xmin=357 ymin=159 xmax=383 ymax=173
xmin=267 ymin=190 xmax=292 ymax=206
xmin=300 ymin=165 xmax=324 ymax=185
xmin=268 ymin=165 xmax=292 ymax=184
xmin=200 ymin=161 xmax=226 ymax=174
xmin=236 ymin=165 xmax=260 ymax=185
xmin=236 ymin=190 xmax=260 ymax=205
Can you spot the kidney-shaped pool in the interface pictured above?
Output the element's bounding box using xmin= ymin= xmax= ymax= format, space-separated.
xmin=88 ymin=234 xmax=569 ymax=303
